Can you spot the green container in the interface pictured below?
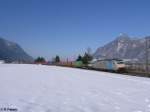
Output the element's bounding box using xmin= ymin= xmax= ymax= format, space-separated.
xmin=73 ymin=61 xmax=83 ymax=68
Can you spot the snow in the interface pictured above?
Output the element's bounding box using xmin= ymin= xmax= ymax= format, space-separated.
xmin=0 ymin=64 xmax=150 ymax=112
xmin=117 ymin=42 xmax=124 ymax=52
xmin=0 ymin=60 xmax=4 ymax=64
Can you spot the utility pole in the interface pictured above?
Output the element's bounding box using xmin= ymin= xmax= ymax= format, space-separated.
xmin=145 ymin=37 xmax=150 ymax=75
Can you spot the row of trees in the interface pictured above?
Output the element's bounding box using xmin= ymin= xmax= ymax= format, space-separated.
xmin=34 ymin=55 xmax=60 ymax=63
xmin=76 ymin=47 xmax=93 ymax=65
xmin=76 ymin=52 xmax=93 ymax=65
xmin=34 ymin=57 xmax=46 ymax=63
xmin=34 ymin=48 xmax=93 ymax=65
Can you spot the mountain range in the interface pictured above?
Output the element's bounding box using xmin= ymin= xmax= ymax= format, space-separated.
xmin=0 ymin=38 xmax=33 ymax=63
xmin=93 ymin=33 xmax=149 ymax=61
xmin=1 ymin=34 xmax=149 ymax=63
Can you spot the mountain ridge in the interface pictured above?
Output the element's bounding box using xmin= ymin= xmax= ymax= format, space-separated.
xmin=93 ymin=34 xmax=149 ymax=61
xmin=0 ymin=37 xmax=33 ymax=63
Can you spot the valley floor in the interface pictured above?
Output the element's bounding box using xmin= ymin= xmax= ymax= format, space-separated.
xmin=0 ymin=64 xmax=150 ymax=112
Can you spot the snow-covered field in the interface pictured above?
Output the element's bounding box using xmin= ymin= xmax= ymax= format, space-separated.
xmin=0 ymin=64 xmax=150 ymax=112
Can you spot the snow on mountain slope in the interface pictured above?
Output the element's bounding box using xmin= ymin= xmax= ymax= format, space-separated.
xmin=0 ymin=64 xmax=150 ymax=112
xmin=0 ymin=38 xmax=33 ymax=63
xmin=93 ymin=34 xmax=149 ymax=60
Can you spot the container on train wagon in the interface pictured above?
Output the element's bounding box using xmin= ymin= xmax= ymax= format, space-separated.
xmin=73 ymin=61 xmax=83 ymax=68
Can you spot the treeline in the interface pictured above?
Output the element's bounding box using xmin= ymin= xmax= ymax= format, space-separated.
xmin=34 ymin=48 xmax=93 ymax=65
xmin=76 ymin=52 xmax=92 ymax=65
xmin=34 ymin=55 xmax=60 ymax=64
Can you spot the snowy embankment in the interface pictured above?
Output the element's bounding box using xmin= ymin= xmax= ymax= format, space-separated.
xmin=0 ymin=64 xmax=150 ymax=112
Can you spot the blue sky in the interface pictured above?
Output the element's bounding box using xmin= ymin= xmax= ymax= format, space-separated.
xmin=0 ymin=0 xmax=150 ymax=60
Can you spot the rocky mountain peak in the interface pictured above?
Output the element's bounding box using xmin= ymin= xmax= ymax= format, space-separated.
xmin=116 ymin=33 xmax=130 ymax=42
xmin=93 ymin=34 xmax=148 ymax=61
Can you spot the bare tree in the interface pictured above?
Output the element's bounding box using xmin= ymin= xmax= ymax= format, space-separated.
xmin=87 ymin=47 xmax=92 ymax=55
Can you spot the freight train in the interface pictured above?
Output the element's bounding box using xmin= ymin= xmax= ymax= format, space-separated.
xmin=51 ymin=59 xmax=126 ymax=73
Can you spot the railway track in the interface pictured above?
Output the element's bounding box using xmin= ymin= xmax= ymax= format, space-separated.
xmin=53 ymin=64 xmax=150 ymax=78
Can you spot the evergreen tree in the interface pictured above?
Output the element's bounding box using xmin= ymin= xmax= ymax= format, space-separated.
xmin=76 ymin=55 xmax=82 ymax=61
xmin=55 ymin=55 xmax=60 ymax=63
xmin=35 ymin=57 xmax=46 ymax=63
xmin=82 ymin=52 xmax=93 ymax=65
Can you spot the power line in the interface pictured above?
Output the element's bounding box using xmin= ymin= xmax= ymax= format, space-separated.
xmin=145 ymin=36 xmax=150 ymax=75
